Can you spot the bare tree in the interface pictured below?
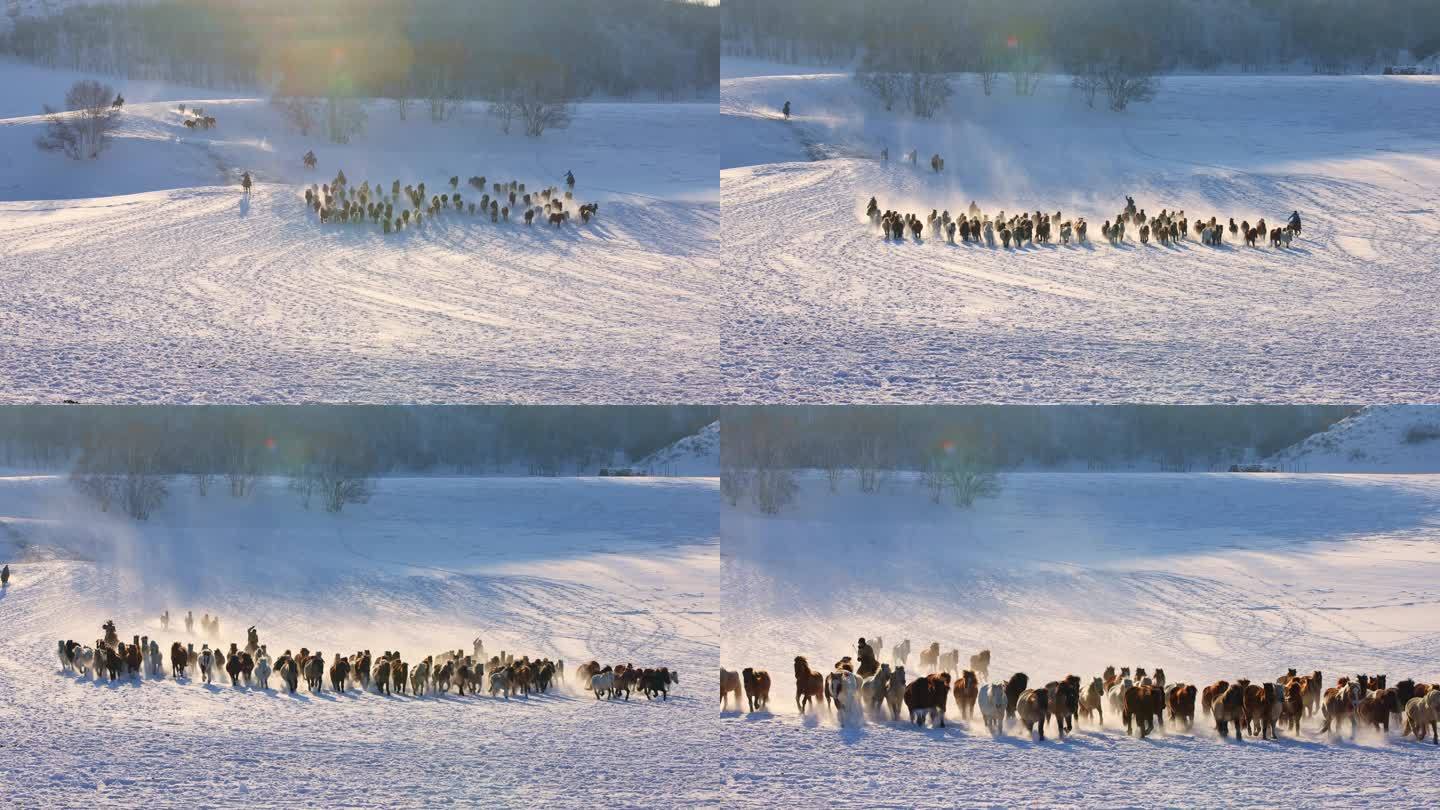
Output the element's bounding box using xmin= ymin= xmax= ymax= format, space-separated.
xmin=720 ymin=466 xmax=751 ymax=507
xmin=292 ymin=440 xmax=375 ymax=514
xmin=68 ymin=438 xmax=169 ymax=520
xmin=219 ymin=424 xmax=260 ymax=498
xmin=942 ymin=464 xmax=1000 ymax=508
xmin=276 ymin=97 xmax=318 ymax=136
xmin=908 ymin=72 xmax=953 ymax=118
xmin=37 ymin=80 xmax=121 ymax=160
xmin=1101 ymin=58 xmax=1159 ymax=112
xmin=510 ymin=83 xmax=576 ymax=137
xmin=751 ymin=466 xmax=797 ymax=515
xmin=487 ymin=97 xmax=517 ymax=135
xmin=1010 ymin=49 xmax=1046 ymax=97
xmin=319 ymin=468 xmax=373 ymax=513
xmin=325 ymin=93 xmax=367 ymax=144
xmin=1071 ymin=66 xmax=1103 ymax=108
xmin=118 ymin=446 xmax=169 ymax=520
xmin=856 ymin=70 xmax=904 ymax=112
xmin=818 ymin=442 xmax=845 ymax=493
xmin=855 ymin=436 xmax=890 ymax=494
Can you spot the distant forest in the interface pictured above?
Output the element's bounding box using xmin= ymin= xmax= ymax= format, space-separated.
xmin=0 ymin=405 xmax=716 ymax=475
xmin=723 ymin=0 xmax=1440 ymax=74
xmin=723 ymin=405 xmax=1358 ymax=472
xmin=1 ymin=0 xmax=720 ymax=99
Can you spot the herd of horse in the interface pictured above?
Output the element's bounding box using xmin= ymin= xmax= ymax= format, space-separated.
xmin=55 ymin=619 xmax=676 ymax=703
xmin=722 ymin=638 xmax=1440 ymax=745
xmin=299 ymin=167 xmax=595 ymax=234
xmin=866 ymin=196 xmax=1303 ymax=251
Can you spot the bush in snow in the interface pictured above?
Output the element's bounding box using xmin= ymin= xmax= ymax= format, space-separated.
xmin=752 ymin=467 xmax=797 ymax=514
xmin=856 ymin=70 xmax=905 ymax=112
xmin=1402 ymin=424 xmax=1440 ymax=445
xmin=276 ymin=97 xmax=319 ymax=136
xmin=291 ymin=440 xmax=376 ymax=514
xmin=922 ymin=449 xmax=1000 ymax=508
xmin=69 ymin=441 xmax=170 ymax=520
xmin=721 ymin=466 xmax=751 ymax=507
xmin=36 ymin=80 xmax=121 ymax=160
xmin=489 ymin=82 xmax=576 ymax=138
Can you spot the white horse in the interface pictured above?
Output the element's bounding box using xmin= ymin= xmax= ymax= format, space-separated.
xmin=978 ymin=682 xmax=1008 ymax=736
xmin=1106 ymin=677 xmax=1133 ymax=723
xmin=891 ymin=639 xmax=911 ymax=668
xmin=147 ymin=642 xmax=163 ymax=678
xmin=828 ymin=669 xmax=862 ymax=727
xmin=199 ymin=647 xmax=214 ymax=684
xmin=253 ymin=656 xmax=272 ymax=690
xmin=70 ymin=646 xmax=93 ymax=678
xmin=410 ymin=660 xmax=430 ymax=695
xmin=860 ymin=665 xmax=891 ymax=715
xmin=590 ymin=671 xmax=615 ymax=700
xmin=491 ymin=668 xmax=513 ymax=699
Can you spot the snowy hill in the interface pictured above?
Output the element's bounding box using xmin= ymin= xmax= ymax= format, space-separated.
xmin=0 ymin=61 xmax=720 ymax=403
xmin=637 ymin=420 xmax=719 ymax=476
xmin=0 ymin=474 xmax=719 ymax=805
xmin=1266 ymin=405 xmax=1440 ymax=472
xmin=721 ymin=472 xmax=1440 ymax=807
xmin=720 ymin=60 xmax=1440 ymax=403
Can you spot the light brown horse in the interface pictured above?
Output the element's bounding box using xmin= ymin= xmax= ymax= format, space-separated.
xmin=1201 ymin=680 xmax=1230 ymax=716
xmin=720 ymin=668 xmax=742 ymax=710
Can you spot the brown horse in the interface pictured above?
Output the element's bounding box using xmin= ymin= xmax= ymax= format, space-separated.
xmin=1358 ymin=688 xmax=1401 ymax=734
xmin=1047 ymin=679 xmax=1077 ymax=737
xmin=1079 ymin=677 xmax=1105 ymax=725
xmin=969 ymin=650 xmax=991 ymax=681
xmin=1166 ymin=683 xmax=1198 ymax=729
xmin=794 ymin=656 xmax=824 ymax=713
xmin=1320 ymin=678 xmax=1361 ymax=736
xmin=1212 ymin=681 xmax=1247 ymax=739
xmin=1123 ymin=685 xmax=1155 ymax=737
xmin=1242 ymin=682 xmax=1278 ymax=739
xmin=743 ymin=667 xmax=772 ymax=712
xmin=904 ymin=673 xmax=951 ymax=728
xmin=952 ymin=669 xmax=979 ymax=720
xmin=1279 ymin=680 xmax=1304 ymax=734
xmin=1302 ymin=671 xmax=1323 ymax=717
xmin=1016 ymin=688 xmax=1049 ymax=740
xmin=918 ymin=643 xmax=940 ymax=674
xmin=1201 ymin=680 xmax=1230 ymax=716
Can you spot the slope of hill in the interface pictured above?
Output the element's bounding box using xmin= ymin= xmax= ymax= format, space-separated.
xmin=638 ymin=421 xmax=719 ymax=476
xmin=0 ymin=62 xmax=720 ymax=403
xmin=1266 ymin=405 xmax=1440 ymax=472
xmin=721 ymin=472 xmax=1440 ymax=807
xmin=720 ymin=61 xmax=1440 ymax=403
xmin=0 ymin=474 xmax=719 ymax=806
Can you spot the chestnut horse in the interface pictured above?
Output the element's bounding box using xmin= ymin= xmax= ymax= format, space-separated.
xmin=952 ymin=669 xmax=979 ymax=720
xmin=794 ymin=656 xmax=824 ymax=713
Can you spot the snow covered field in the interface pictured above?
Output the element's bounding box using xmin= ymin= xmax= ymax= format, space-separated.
xmin=0 ymin=474 xmax=719 ymax=806
xmin=721 ymin=473 xmax=1440 ymax=808
xmin=721 ymin=61 xmax=1440 ymax=403
xmin=0 ymin=61 xmax=720 ymax=403
xmin=1267 ymin=404 xmax=1440 ymax=473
